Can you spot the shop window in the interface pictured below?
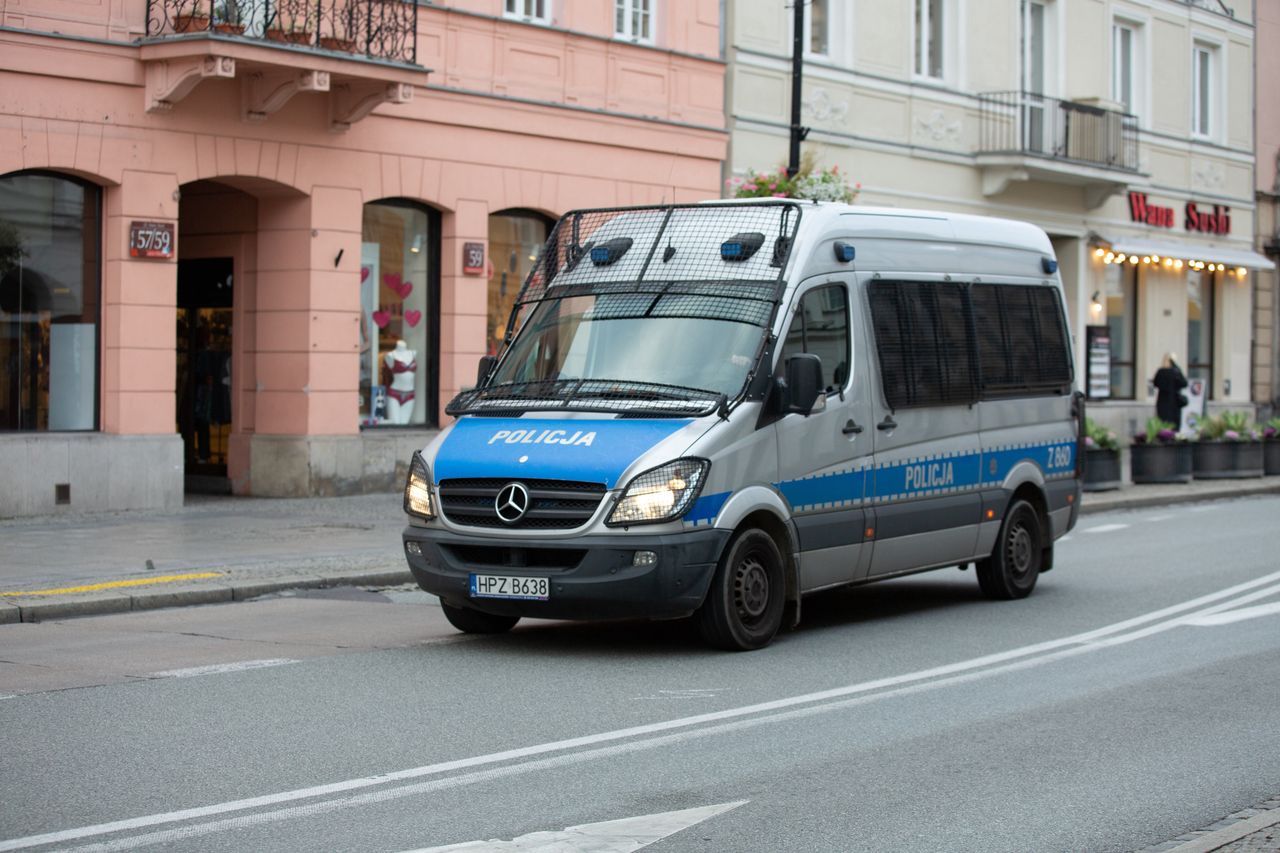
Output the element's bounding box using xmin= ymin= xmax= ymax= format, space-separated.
xmin=360 ymin=200 xmax=439 ymax=428
xmin=506 ymin=0 xmax=549 ymax=23
xmin=615 ymin=0 xmax=652 ymax=43
xmin=0 ymin=172 xmax=101 ymax=432
xmin=1187 ymin=270 xmax=1215 ymax=397
xmin=487 ymin=210 xmax=552 ymax=357
xmin=1103 ymin=262 xmax=1137 ymax=399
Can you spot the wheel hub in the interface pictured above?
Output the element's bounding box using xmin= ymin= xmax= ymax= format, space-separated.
xmin=734 ymin=555 xmax=770 ymax=620
xmin=1008 ymin=523 xmax=1033 ymax=575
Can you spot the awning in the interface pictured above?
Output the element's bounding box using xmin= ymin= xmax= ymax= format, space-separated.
xmin=1099 ymin=235 xmax=1275 ymax=270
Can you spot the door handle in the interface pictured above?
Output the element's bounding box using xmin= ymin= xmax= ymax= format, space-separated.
xmin=842 ymin=419 xmax=863 ymax=435
xmin=877 ymin=415 xmax=898 ymax=431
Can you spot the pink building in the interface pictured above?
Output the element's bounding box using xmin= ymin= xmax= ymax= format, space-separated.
xmin=0 ymin=0 xmax=727 ymax=515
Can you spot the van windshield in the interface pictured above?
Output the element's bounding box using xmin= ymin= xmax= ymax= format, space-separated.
xmin=452 ymin=292 xmax=768 ymax=416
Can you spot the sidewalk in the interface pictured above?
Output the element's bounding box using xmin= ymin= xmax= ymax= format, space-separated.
xmin=3 ymin=476 xmax=1279 ymax=624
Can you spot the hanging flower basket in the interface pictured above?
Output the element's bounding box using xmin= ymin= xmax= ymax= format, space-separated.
xmin=173 ymin=13 xmax=211 ymax=32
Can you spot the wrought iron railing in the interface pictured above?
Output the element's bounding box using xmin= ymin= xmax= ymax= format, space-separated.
xmin=146 ymin=0 xmax=418 ymax=64
xmin=977 ymin=91 xmax=1139 ymax=172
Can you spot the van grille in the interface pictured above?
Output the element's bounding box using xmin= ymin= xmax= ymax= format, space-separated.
xmin=438 ymin=478 xmax=607 ymax=530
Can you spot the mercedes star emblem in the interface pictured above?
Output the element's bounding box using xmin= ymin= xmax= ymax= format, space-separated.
xmin=495 ymin=482 xmax=531 ymax=524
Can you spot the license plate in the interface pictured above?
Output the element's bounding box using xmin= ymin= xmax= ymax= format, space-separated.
xmin=469 ymin=574 xmax=550 ymax=601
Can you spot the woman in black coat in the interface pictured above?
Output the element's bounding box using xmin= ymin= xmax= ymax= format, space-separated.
xmin=1153 ymin=352 xmax=1188 ymax=427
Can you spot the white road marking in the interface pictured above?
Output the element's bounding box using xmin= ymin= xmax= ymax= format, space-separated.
xmin=8 ymin=568 xmax=1280 ymax=853
xmin=149 ymin=659 xmax=298 ymax=679
xmin=1084 ymin=523 xmax=1130 ymax=534
xmin=404 ymin=801 xmax=747 ymax=853
xmin=1184 ymin=601 xmax=1280 ymax=627
xmin=1144 ymin=515 xmax=1173 ymax=522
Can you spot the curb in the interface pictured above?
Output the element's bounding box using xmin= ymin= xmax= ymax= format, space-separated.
xmin=1 ymin=569 xmax=414 ymax=624
xmin=1079 ymin=479 xmax=1280 ymax=514
xmin=1158 ymin=807 xmax=1280 ymax=853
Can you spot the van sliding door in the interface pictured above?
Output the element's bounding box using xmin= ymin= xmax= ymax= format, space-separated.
xmin=862 ymin=277 xmax=982 ymax=576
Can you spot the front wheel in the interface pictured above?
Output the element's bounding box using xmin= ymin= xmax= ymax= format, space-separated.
xmin=975 ymin=499 xmax=1043 ymax=600
xmin=698 ymin=529 xmax=785 ymax=651
xmin=440 ymin=600 xmax=520 ymax=634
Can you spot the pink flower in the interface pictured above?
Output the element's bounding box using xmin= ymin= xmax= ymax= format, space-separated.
xmin=832 ymin=165 xmax=839 ymax=174
xmin=744 ymin=183 xmax=757 ymax=192
xmin=768 ymin=182 xmax=777 ymax=190
xmin=772 ymin=193 xmax=786 ymax=197
xmin=855 ymin=182 xmax=862 ymax=188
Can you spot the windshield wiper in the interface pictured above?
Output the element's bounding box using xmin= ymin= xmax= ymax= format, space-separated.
xmin=445 ymin=378 xmax=725 ymax=417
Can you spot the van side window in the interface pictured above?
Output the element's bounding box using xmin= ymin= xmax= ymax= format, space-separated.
xmin=868 ymin=281 xmax=976 ymax=409
xmin=779 ymin=284 xmax=850 ymax=392
xmin=971 ymin=284 xmax=1073 ymax=396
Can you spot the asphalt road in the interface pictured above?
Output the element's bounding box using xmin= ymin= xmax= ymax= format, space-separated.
xmin=1 ymin=496 xmax=1278 ymax=852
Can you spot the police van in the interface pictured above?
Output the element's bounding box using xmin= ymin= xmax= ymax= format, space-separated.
xmin=402 ymin=200 xmax=1083 ymax=650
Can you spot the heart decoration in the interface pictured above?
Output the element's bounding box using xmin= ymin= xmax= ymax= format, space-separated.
xmin=383 ymin=272 xmax=401 ymax=290
xmin=405 ymin=309 xmax=422 ymax=328
xmin=372 ymin=310 xmax=391 ymax=329
xmin=394 ymin=280 xmax=413 ymax=299
xmin=360 ymin=266 xmax=370 ymax=283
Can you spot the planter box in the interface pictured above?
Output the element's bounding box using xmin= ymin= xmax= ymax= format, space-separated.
xmin=319 ymin=36 xmax=356 ymax=51
xmin=266 ymin=28 xmax=313 ymax=44
xmin=1192 ymin=441 xmax=1264 ymax=479
xmin=1266 ymin=441 xmax=1280 ymax=476
xmin=173 ymin=13 xmax=210 ymax=32
xmin=213 ymin=22 xmax=245 ymax=34
xmin=1130 ymin=442 xmax=1193 ymax=484
xmin=1083 ymin=447 xmax=1121 ymax=491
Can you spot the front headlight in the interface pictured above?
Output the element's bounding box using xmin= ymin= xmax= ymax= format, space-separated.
xmin=403 ymin=452 xmax=435 ymax=520
xmin=607 ymin=458 xmax=710 ymax=527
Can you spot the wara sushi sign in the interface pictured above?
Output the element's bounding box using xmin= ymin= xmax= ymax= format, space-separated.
xmin=1128 ymin=192 xmax=1231 ymax=235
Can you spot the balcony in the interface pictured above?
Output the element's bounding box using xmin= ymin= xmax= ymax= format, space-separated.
xmin=141 ymin=0 xmax=425 ymax=127
xmin=976 ymin=91 xmax=1142 ymax=208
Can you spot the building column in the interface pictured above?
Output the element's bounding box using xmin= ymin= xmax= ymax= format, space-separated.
xmin=439 ymin=199 xmax=489 ymax=413
xmin=245 ymin=188 xmax=363 ymax=495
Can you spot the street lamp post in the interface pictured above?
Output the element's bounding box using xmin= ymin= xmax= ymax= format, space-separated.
xmin=788 ymin=0 xmax=809 ymax=178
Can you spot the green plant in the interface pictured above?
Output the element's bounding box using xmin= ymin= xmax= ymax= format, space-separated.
xmin=727 ymin=150 xmax=860 ymax=204
xmin=214 ymin=0 xmax=241 ymax=24
xmin=1197 ymin=411 xmax=1258 ymax=442
xmin=1085 ymin=418 xmax=1119 ymax=451
xmin=1134 ymin=417 xmax=1181 ymax=445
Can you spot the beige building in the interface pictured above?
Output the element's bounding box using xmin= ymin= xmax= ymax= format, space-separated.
xmin=726 ymin=0 xmax=1274 ymax=438
xmin=1255 ymin=0 xmax=1280 ymax=416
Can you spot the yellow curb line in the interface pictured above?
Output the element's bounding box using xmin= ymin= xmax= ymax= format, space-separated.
xmin=0 ymin=572 xmax=224 ymax=597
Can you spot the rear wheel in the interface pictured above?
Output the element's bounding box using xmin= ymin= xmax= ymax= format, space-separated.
xmin=975 ymin=499 xmax=1042 ymax=600
xmin=440 ymin=600 xmax=520 ymax=634
xmin=698 ymin=529 xmax=785 ymax=651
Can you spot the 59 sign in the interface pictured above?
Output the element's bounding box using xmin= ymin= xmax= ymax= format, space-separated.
xmin=129 ymin=221 xmax=175 ymax=259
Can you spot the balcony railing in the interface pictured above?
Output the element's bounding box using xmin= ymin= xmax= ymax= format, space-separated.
xmin=978 ymin=91 xmax=1138 ymax=172
xmin=145 ymin=0 xmax=418 ymax=64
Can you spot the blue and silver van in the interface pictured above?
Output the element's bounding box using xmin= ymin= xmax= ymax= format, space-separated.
xmin=402 ymin=201 xmax=1083 ymax=650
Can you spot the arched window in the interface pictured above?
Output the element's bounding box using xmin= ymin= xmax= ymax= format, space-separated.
xmin=487 ymin=209 xmax=552 ymax=356
xmin=360 ymin=199 xmax=439 ymax=428
xmin=0 ymin=172 xmax=101 ymax=431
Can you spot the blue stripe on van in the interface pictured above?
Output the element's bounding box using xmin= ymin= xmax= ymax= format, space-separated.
xmin=680 ymin=438 xmax=1076 ymax=528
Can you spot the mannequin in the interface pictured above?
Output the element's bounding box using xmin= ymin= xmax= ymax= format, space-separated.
xmin=383 ymin=339 xmax=417 ymax=425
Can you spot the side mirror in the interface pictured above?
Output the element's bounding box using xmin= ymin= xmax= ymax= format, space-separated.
xmin=476 ymin=355 xmax=497 ymax=387
xmin=784 ymin=354 xmax=823 ymax=415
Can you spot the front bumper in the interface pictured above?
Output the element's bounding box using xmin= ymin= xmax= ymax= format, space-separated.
xmin=401 ymin=525 xmax=731 ymax=621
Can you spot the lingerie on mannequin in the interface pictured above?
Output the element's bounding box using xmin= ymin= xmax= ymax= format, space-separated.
xmin=384 ymin=339 xmax=418 ymax=424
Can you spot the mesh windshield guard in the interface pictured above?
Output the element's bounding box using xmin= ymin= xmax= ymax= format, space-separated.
xmin=447 ymin=201 xmax=803 ymax=418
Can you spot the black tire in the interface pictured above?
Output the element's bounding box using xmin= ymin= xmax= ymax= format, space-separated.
xmin=440 ymin=600 xmax=520 ymax=634
xmin=975 ymin=499 xmax=1043 ymax=600
xmin=698 ymin=529 xmax=785 ymax=651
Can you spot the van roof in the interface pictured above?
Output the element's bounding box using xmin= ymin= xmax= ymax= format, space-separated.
xmin=695 ymin=199 xmax=1054 ymax=256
